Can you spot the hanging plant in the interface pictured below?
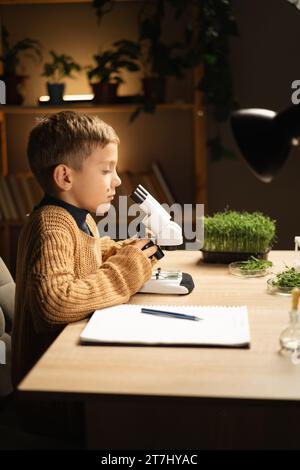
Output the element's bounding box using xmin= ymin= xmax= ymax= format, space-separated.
xmin=164 ymin=0 xmax=239 ymax=160
xmin=92 ymin=0 xmax=114 ymax=20
xmin=129 ymin=0 xmax=189 ymax=121
xmin=196 ymin=0 xmax=239 ymax=160
xmin=91 ymin=0 xmax=239 ymax=161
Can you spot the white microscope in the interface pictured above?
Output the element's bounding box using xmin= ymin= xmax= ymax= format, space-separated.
xmin=130 ymin=184 xmax=194 ymax=295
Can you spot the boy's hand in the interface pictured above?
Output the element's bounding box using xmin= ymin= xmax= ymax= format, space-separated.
xmin=131 ymin=238 xmax=158 ymax=260
xmin=145 ymin=227 xmax=155 ymax=238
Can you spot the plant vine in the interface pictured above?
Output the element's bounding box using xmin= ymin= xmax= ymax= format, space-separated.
xmin=92 ymin=0 xmax=239 ymax=160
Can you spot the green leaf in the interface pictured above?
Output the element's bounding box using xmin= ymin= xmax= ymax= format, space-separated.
xmin=41 ymin=50 xmax=81 ymax=80
xmin=1 ymin=27 xmax=42 ymax=75
xmin=92 ymin=0 xmax=114 ymax=19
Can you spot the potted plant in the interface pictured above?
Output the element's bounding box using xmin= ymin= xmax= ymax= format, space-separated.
xmin=0 ymin=26 xmax=42 ymax=105
xmin=86 ymin=40 xmax=140 ymax=104
xmin=140 ymin=39 xmax=186 ymax=103
xmin=129 ymin=2 xmax=190 ymax=120
xmin=92 ymin=0 xmax=239 ymax=160
xmin=41 ymin=50 xmax=81 ymax=104
xmin=127 ymin=38 xmax=188 ymax=121
xmin=201 ymin=210 xmax=276 ymax=263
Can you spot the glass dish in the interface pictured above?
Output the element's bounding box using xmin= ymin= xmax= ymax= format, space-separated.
xmin=229 ymin=261 xmax=271 ymax=278
xmin=267 ymin=277 xmax=296 ymax=296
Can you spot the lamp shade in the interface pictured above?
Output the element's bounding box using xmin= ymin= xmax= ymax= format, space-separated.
xmin=230 ymin=107 xmax=294 ymax=182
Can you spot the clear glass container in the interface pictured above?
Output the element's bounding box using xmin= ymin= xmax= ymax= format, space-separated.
xmin=267 ymin=277 xmax=295 ymax=296
xmin=229 ymin=261 xmax=271 ymax=278
xmin=279 ymin=310 xmax=300 ymax=356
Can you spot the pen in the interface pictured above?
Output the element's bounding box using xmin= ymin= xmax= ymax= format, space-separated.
xmin=140 ymin=308 xmax=202 ymax=322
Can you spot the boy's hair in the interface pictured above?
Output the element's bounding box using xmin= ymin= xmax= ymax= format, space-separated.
xmin=27 ymin=111 xmax=120 ymax=193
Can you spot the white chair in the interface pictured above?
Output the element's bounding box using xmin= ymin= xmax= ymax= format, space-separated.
xmin=0 ymin=257 xmax=15 ymax=397
xmin=0 ymin=258 xmax=82 ymax=449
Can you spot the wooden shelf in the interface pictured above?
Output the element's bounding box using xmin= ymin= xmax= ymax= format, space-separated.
xmin=0 ymin=0 xmax=87 ymax=3
xmin=0 ymin=103 xmax=194 ymax=114
xmin=0 ymin=0 xmax=137 ymax=4
xmin=0 ymin=1 xmax=207 ymax=274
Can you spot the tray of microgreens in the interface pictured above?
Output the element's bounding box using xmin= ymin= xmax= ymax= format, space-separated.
xmin=201 ymin=210 xmax=276 ymax=264
xmin=229 ymin=256 xmax=273 ymax=278
xmin=267 ymin=267 xmax=300 ymax=295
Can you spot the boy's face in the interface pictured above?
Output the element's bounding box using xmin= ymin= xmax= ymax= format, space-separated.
xmin=70 ymin=142 xmax=121 ymax=214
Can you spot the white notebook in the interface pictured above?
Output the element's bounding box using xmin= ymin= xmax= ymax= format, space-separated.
xmin=80 ymin=304 xmax=250 ymax=349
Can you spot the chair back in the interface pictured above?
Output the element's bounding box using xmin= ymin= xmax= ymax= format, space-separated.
xmin=0 ymin=258 xmax=15 ymax=396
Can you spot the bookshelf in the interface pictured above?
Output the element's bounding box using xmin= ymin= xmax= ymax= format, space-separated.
xmin=1 ymin=103 xmax=194 ymax=114
xmin=0 ymin=164 xmax=175 ymax=224
xmin=0 ymin=111 xmax=8 ymax=175
xmin=0 ymin=0 xmax=119 ymax=3
xmin=0 ymin=0 xmax=207 ymax=275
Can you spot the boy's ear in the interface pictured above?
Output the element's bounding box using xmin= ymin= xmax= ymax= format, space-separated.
xmin=53 ymin=164 xmax=73 ymax=191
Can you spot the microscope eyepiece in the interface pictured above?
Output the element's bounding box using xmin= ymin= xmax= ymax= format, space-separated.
xmin=130 ymin=185 xmax=147 ymax=204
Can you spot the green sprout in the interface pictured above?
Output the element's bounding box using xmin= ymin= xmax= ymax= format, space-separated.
xmin=272 ymin=267 xmax=300 ymax=289
xmin=202 ymin=210 xmax=276 ymax=253
xmin=239 ymin=256 xmax=272 ymax=272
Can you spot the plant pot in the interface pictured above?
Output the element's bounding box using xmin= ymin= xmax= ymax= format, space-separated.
xmin=91 ymin=82 xmax=119 ymax=104
xmin=142 ymin=77 xmax=166 ymax=103
xmin=200 ymin=249 xmax=271 ymax=264
xmin=47 ymin=83 xmax=65 ymax=105
xmin=0 ymin=75 xmax=27 ymax=105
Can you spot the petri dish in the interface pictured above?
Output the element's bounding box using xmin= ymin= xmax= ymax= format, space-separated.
xmin=267 ymin=277 xmax=296 ymax=296
xmin=229 ymin=261 xmax=271 ymax=278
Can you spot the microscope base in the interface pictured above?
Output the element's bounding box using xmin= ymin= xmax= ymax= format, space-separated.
xmin=138 ymin=269 xmax=194 ymax=295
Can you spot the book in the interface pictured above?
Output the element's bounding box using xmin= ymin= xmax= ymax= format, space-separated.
xmin=119 ymin=171 xmax=135 ymax=196
xmin=14 ymin=172 xmax=43 ymax=215
xmin=139 ymin=171 xmax=161 ymax=201
xmin=14 ymin=174 xmax=31 ymax=215
xmin=151 ymin=162 xmax=175 ymax=205
xmin=115 ymin=162 xmax=176 ymax=209
xmin=26 ymin=174 xmax=43 ymax=204
xmin=7 ymin=174 xmax=28 ymax=220
xmin=0 ymin=174 xmax=19 ymax=220
xmin=0 ymin=177 xmax=10 ymax=220
xmin=145 ymin=170 xmax=168 ymax=204
xmin=19 ymin=174 xmax=35 ymax=212
xmin=80 ymin=304 xmax=250 ymax=348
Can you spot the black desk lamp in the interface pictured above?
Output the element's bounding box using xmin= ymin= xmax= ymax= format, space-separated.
xmin=230 ymin=105 xmax=300 ymax=182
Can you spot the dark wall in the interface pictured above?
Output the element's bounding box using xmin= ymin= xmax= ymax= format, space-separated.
xmin=207 ymin=0 xmax=300 ymax=249
xmin=2 ymin=0 xmax=300 ymax=248
xmin=0 ymin=2 xmax=195 ymax=204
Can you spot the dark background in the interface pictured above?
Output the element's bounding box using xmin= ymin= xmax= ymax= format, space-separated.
xmin=1 ymin=0 xmax=300 ymax=250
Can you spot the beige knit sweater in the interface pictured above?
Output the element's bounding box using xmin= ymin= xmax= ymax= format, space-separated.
xmin=12 ymin=205 xmax=154 ymax=387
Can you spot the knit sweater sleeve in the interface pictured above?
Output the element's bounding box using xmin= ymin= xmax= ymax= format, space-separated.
xmin=99 ymin=236 xmax=138 ymax=261
xmin=29 ymin=229 xmax=152 ymax=332
xmin=86 ymin=214 xmax=137 ymax=261
xmin=100 ymin=236 xmax=159 ymax=269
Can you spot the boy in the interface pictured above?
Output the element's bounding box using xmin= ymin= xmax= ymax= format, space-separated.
xmin=12 ymin=111 xmax=157 ymax=388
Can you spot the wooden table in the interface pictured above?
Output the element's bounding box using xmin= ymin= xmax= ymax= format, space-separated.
xmin=18 ymin=251 xmax=300 ymax=449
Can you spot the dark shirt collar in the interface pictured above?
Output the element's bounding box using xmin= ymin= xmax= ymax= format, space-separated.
xmin=34 ymin=194 xmax=93 ymax=236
